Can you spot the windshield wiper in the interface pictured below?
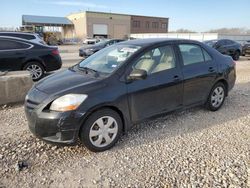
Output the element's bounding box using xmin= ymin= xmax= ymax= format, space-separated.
xmin=78 ymin=65 xmax=99 ymax=76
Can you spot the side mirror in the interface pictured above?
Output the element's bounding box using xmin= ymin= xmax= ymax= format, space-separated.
xmin=127 ymin=69 xmax=147 ymax=81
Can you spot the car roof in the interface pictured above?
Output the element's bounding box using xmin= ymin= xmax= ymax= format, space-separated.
xmin=0 ymin=32 xmax=38 ymax=36
xmin=119 ymin=38 xmax=200 ymax=47
xmin=0 ymin=35 xmax=32 ymax=42
xmin=0 ymin=36 xmax=48 ymax=47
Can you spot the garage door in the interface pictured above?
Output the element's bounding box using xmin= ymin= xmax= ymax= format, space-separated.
xmin=93 ymin=24 xmax=108 ymax=35
xmin=114 ymin=25 xmax=127 ymax=39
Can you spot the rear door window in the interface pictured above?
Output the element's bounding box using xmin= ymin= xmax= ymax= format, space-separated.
xmin=179 ymin=44 xmax=204 ymax=65
xmin=219 ymin=40 xmax=227 ymax=46
xmin=0 ymin=39 xmax=31 ymax=50
xmin=225 ymin=40 xmax=235 ymax=45
xmin=19 ymin=34 xmax=36 ymax=40
xmin=202 ymin=49 xmax=212 ymax=61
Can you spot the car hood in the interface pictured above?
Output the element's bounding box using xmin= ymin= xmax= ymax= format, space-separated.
xmin=35 ymin=69 xmax=104 ymax=95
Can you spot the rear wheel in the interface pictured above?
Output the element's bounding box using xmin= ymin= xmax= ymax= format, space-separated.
xmin=233 ymin=51 xmax=240 ymax=61
xmin=23 ymin=62 xmax=45 ymax=81
xmin=206 ymin=82 xmax=226 ymax=111
xmin=79 ymin=109 xmax=123 ymax=152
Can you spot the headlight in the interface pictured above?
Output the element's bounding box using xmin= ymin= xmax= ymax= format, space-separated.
xmin=50 ymin=94 xmax=87 ymax=112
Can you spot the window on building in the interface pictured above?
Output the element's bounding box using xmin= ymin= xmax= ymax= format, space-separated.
xmin=145 ymin=21 xmax=150 ymax=28
xmin=161 ymin=23 xmax=167 ymax=29
xmin=133 ymin=21 xmax=140 ymax=28
xmin=152 ymin=22 xmax=159 ymax=29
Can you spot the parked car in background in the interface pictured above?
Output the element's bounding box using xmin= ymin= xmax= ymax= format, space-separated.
xmin=0 ymin=32 xmax=46 ymax=45
xmin=204 ymin=39 xmax=242 ymax=60
xmin=25 ymin=38 xmax=236 ymax=152
xmin=0 ymin=36 xmax=62 ymax=81
xmin=83 ymin=38 xmax=101 ymax=45
xmin=242 ymin=40 xmax=250 ymax=56
xmin=79 ymin=39 xmax=125 ymax=57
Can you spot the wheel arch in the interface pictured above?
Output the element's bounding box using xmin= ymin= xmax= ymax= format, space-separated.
xmin=22 ymin=58 xmax=46 ymax=71
xmin=78 ymin=105 xmax=128 ymax=136
xmin=213 ymin=79 xmax=229 ymax=96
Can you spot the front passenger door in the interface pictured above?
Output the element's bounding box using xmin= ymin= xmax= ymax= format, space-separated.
xmin=126 ymin=45 xmax=183 ymax=122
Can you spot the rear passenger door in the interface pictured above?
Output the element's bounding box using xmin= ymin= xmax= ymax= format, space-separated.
xmin=0 ymin=39 xmax=30 ymax=71
xmin=178 ymin=44 xmax=217 ymax=106
xmin=126 ymin=44 xmax=183 ymax=122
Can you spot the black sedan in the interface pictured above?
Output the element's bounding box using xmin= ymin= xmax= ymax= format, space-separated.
xmin=0 ymin=36 xmax=62 ymax=80
xmin=79 ymin=39 xmax=124 ymax=57
xmin=25 ymin=38 xmax=236 ymax=152
xmin=204 ymin=39 xmax=242 ymax=60
xmin=242 ymin=40 xmax=250 ymax=56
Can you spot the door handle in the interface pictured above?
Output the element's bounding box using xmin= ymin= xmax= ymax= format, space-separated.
xmin=173 ymin=75 xmax=180 ymax=82
xmin=208 ymin=67 xmax=215 ymax=72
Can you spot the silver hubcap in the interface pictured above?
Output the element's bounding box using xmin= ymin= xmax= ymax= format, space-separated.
xmin=27 ymin=65 xmax=43 ymax=79
xmin=89 ymin=116 xmax=118 ymax=148
xmin=211 ymin=86 xmax=225 ymax=108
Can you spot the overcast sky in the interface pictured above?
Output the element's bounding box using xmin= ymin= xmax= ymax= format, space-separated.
xmin=1 ymin=0 xmax=249 ymax=31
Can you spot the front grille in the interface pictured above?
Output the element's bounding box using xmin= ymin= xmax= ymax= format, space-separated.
xmin=26 ymin=99 xmax=39 ymax=110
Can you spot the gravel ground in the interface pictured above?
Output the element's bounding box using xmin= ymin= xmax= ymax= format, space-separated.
xmin=1 ymin=57 xmax=250 ymax=187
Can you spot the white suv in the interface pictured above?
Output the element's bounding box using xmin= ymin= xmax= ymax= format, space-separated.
xmin=0 ymin=32 xmax=46 ymax=45
xmin=83 ymin=38 xmax=100 ymax=45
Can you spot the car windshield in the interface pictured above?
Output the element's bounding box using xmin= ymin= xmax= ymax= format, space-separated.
xmin=78 ymin=44 xmax=141 ymax=74
xmin=95 ymin=40 xmax=110 ymax=46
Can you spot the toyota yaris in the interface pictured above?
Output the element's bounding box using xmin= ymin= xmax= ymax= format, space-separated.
xmin=25 ymin=39 xmax=236 ymax=152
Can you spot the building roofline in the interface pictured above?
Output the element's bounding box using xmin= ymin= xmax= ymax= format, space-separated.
xmin=22 ymin=15 xmax=73 ymax=26
xmin=67 ymin=11 xmax=168 ymax=19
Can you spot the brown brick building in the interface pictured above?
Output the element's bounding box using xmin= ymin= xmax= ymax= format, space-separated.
xmin=131 ymin=15 xmax=169 ymax=34
xmin=67 ymin=11 xmax=169 ymax=40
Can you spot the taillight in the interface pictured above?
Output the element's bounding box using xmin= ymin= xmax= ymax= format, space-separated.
xmin=51 ymin=49 xmax=59 ymax=55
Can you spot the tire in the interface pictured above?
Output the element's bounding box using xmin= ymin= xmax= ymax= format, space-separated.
xmin=79 ymin=108 xmax=123 ymax=152
xmin=233 ymin=51 xmax=240 ymax=61
xmin=206 ymin=82 xmax=226 ymax=111
xmin=23 ymin=62 xmax=45 ymax=81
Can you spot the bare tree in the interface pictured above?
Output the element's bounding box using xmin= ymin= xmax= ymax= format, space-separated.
xmin=206 ymin=28 xmax=250 ymax=34
xmin=169 ymin=28 xmax=197 ymax=33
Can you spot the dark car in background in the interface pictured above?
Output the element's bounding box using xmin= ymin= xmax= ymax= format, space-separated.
xmin=242 ymin=40 xmax=250 ymax=56
xmin=0 ymin=36 xmax=62 ymax=81
xmin=204 ymin=39 xmax=242 ymax=60
xmin=25 ymin=38 xmax=236 ymax=152
xmin=79 ymin=39 xmax=124 ymax=57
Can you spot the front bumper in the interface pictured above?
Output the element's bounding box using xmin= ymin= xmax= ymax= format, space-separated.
xmin=25 ymin=100 xmax=84 ymax=144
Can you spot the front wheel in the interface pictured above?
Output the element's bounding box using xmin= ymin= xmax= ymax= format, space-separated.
xmin=206 ymin=83 xmax=226 ymax=111
xmin=79 ymin=109 xmax=123 ymax=152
